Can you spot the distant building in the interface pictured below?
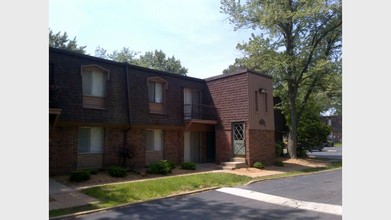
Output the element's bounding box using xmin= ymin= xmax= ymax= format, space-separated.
xmin=321 ymin=115 xmax=342 ymax=143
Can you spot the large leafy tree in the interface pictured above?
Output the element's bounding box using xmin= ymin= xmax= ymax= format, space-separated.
xmin=49 ymin=29 xmax=87 ymax=54
xmin=95 ymin=46 xmax=139 ymax=64
xmin=95 ymin=48 xmax=188 ymax=76
xmin=137 ymin=50 xmax=188 ymax=76
xmin=221 ymin=0 xmax=342 ymax=158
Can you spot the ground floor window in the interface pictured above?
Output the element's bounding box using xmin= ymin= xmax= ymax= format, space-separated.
xmin=146 ymin=129 xmax=163 ymax=151
xmin=78 ymin=127 xmax=104 ymax=153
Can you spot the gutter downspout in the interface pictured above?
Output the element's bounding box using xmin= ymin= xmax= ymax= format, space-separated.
xmin=123 ymin=62 xmax=132 ymax=164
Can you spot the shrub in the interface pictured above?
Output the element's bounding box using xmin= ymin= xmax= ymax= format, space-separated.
xmin=165 ymin=160 xmax=176 ymax=170
xmin=296 ymin=146 xmax=309 ymax=158
xmin=181 ymin=162 xmax=197 ymax=170
xmin=69 ymin=170 xmax=91 ymax=182
xmin=147 ymin=160 xmax=174 ymax=175
xmin=253 ymin=162 xmax=264 ymax=169
xmin=275 ymin=141 xmax=284 ymax=157
xmin=108 ymin=165 xmax=128 ymax=178
xmin=273 ymin=161 xmax=284 ymax=167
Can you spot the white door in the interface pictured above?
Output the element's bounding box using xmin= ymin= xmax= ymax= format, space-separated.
xmin=184 ymin=88 xmax=192 ymax=119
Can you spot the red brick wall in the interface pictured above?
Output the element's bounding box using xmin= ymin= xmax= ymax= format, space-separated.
xmin=206 ymin=73 xmax=249 ymax=131
xmin=127 ymin=128 xmax=146 ymax=168
xmin=164 ymin=129 xmax=183 ymax=165
xmin=207 ymin=73 xmax=249 ymax=164
xmin=215 ymin=130 xmax=232 ymax=163
xmin=49 ymin=126 xmax=78 ymax=175
xmin=247 ymin=129 xmax=275 ymax=166
xmin=103 ymin=128 xmax=125 ymax=167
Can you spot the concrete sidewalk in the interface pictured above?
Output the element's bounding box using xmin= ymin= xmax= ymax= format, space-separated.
xmin=49 ymin=178 xmax=98 ymax=211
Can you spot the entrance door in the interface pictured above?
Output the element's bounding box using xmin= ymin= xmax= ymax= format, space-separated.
xmin=232 ymin=122 xmax=246 ymax=156
xmin=184 ymin=131 xmax=200 ymax=162
xmin=184 ymin=88 xmax=192 ymax=119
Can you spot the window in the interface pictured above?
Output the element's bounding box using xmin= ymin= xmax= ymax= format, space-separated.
xmin=147 ymin=77 xmax=167 ymax=114
xmin=148 ymin=81 xmax=163 ymax=103
xmin=146 ymin=129 xmax=163 ymax=151
xmin=81 ymin=65 xmax=109 ymax=109
xmin=78 ymin=127 xmax=104 ymax=153
xmin=264 ymin=93 xmax=268 ymax=112
xmin=82 ymin=70 xmax=106 ymax=97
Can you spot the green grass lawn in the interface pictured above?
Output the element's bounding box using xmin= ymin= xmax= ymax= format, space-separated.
xmin=49 ymin=161 xmax=342 ymax=218
xmin=334 ymin=142 xmax=342 ymax=147
xmin=50 ymin=173 xmax=251 ymax=217
xmin=82 ymin=173 xmax=251 ymax=207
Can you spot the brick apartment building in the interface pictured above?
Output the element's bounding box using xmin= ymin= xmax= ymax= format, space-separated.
xmin=49 ymin=47 xmax=275 ymax=175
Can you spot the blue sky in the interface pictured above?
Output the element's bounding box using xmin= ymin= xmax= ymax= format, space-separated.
xmin=49 ymin=0 xmax=255 ymax=79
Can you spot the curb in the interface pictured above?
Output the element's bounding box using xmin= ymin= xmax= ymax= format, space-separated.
xmin=244 ymin=167 xmax=342 ymax=186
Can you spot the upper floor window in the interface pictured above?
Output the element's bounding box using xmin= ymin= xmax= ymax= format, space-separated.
xmin=81 ymin=65 xmax=109 ymax=109
xmin=148 ymin=81 xmax=164 ymax=103
xmin=147 ymin=76 xmax=167 ymax=114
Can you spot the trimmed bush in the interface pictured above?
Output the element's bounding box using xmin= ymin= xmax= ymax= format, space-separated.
xmin=108 ymin=165 xmax=128 ymax=178
xmin=69 ymin=170 xmax=91 ymax=182
xmin=273 ymin=161 xmax=284 ymax=167
xmin=147 ymin=160 xmax=174 ymax=175
xmin=165 ymin=160 xmax=176 ymax=170
xmin=253 ymin=162 xmax=265 ymax=169
xmin=181 ymin=162 xmax=196 ymax=170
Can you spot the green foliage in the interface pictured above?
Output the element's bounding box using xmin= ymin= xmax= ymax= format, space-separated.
xmin=273 ymin=161 xmax=284 ymax=167
xmin=253 ymin=162 xmax=264 ymax=169
xmin=95 ymin=46 xmax=139 ymax=64
xmin=108 ymin=166 xmax=128 ymax=178
xmin=136 ymin=50 xmax=188 ymax=75
xmin=275 ymin=140 xmax=284 ymax=157
xmin=297 ymin=104 xmax=332 ymax=151
xmin=95 ymin=48 xmax=188 ymax=75
xmin=221 ymin=0 xmax=342 ymax=158
xmin=181 ymin=162 xmax=197 ymax=170
xmin=296 ymin=146 xmax=309 ymax=158
xmin=69 ymin=170 xmax=91 ymax=182
xmin=147 ymin=160 xmax=175 ymax=175
xmin=49 ymin=29 xmax=87 ymax=54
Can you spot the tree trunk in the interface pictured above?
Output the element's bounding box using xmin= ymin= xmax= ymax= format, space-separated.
xmin=287 ymin=86 xmax=298 ymax=159
xmin=287 ymin=120 xmax=298 ymax=159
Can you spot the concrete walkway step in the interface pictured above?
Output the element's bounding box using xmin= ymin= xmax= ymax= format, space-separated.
xmin=49 ymin=178 xmax=99 ymax=211
xmin=221 ymin=161 xmax=247 ymax=170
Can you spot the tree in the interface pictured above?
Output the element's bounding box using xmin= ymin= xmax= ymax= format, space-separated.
xmin=95 ymin=48 xmax=188 ymax=76
xmin=95 ymin=46 xmax=140 ymax=64
xmin=296 ymin=98 xmax=331 ymax=153
xmin=49 ymin=29 xmax=87 ymax=54
xmin=136 ymin=50 xmax=188 ymax=75
xmin=221 ymin=0 xmax=342 ymax=158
